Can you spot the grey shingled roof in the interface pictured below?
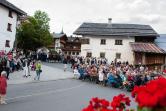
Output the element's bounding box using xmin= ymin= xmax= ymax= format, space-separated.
xmin=0 ymin=0 xmax=26 ymax=15
xmin=74 ymin=22 xmax=159 ymax=37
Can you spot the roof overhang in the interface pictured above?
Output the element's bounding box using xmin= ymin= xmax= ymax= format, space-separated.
xmin=130 ymin=42 xmax=166 ymax=54
xmin=0 ymin=0 xmax=26 ymax=15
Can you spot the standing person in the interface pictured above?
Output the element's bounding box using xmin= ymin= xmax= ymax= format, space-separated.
xmin=78 ymin=65 xmax=85 ymax=80
xmin=0 ymin=63 xmax=3 ymax=76
xmin=98 ymin=67 xmax=104 ymax=85
xmin=0 ymin=71 xmax=7 ymax=104
xmin=73 ymin=67 xmax=79 ymax=79
xmin=23 ymin=59 xmax=29 ymax=78
xmin=63 ymin=57 xmax=68 ymax=72
xmin=27 ymin=58 xmax=31 ymax=76
xmin=5 ymin=60 xmax=10 ymax=80
xmin=34 ymin=61 xmax=42 ymax=80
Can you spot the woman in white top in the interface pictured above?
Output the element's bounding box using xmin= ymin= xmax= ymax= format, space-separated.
xmin=98 ymin=67 xmax=104 ymax=83
xmin=73 ymin=67 xmax=80 ymax=79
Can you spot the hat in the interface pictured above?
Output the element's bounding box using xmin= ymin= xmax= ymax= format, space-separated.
xmin=1 ymin=71 xmax=7 ymax=76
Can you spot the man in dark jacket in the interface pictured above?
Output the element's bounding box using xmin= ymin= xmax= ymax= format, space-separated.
xmin=63 ymin=58 xmax=68 ymax=72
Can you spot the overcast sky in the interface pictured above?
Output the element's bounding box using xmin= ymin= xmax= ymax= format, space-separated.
xmin=9 ymin=0 xmax=166 ymax=35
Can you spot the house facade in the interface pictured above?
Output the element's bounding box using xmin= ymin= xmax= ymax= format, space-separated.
xmin=0 ymin=0 xmax=26 ymax=52
xmin=51 ymin=32 xmax=68 ymax=53
xmin=51 ymin=32 xmax=81 ymax=56
xmin=62 ymin=37 xmax=81 ymax=56
xmin=74 ymin=19 xmax=166 ymax=69
xmin=80 ymin=35 xmax=134 ymax=63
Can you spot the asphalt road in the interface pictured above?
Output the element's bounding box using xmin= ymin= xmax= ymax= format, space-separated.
xmin=42 ymin=62 xmax=73 ymax=72
xmin=1 ymin=79 xmax=136 ymax=111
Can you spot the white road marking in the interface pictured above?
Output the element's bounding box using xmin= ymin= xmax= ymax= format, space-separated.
xmin=6 ymin=84 xmax=85 ymax=101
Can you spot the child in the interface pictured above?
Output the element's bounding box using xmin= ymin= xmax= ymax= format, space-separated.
xmin=73 ymin=67 xmax=80 ymax=79
xmin=98 ymin=68 xmax=104 ymax=85
xmin=30 ymin=61 xmax=35 ymax=71
xmin=0 ymin=71 xmax=7 ymax=104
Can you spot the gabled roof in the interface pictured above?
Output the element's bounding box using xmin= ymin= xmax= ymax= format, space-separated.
xmin=67 ymin=37 xmax=80 ymax=42
xmin=130 ymin=42 xmax=166 ymax=54
xmin=0 ymin=0 xmax=26 ymax=15
xmin=52 ymin=32 xmax=66 ymax=38
xmin=67 ymin=37 xmax=76 ymax=42
xmin=74 ymin=22 xmax=159 ymax=37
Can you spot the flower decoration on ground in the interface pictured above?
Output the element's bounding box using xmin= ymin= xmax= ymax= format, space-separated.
xmin=82 ymin=94 xmax=132 ymax=111
xmin=132 ymin=77 xmax=166 ymax=111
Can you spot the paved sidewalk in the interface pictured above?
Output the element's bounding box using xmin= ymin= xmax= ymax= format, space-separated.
xmin=8 ymin=64 xmax=74 ymax=85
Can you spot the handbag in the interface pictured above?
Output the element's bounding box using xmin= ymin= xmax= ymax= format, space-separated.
xmin=39 ymin=69 xmax=42 ymax=73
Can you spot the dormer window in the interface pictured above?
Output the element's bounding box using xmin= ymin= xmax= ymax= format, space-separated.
xmin=9 ymin=10 xmax=13 ymax=18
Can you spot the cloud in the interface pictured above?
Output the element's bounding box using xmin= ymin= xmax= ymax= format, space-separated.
xmin=130 ymin=14 xmax=161 ymax=24
xmin=9 ymin=0 xmax=166 ymax=35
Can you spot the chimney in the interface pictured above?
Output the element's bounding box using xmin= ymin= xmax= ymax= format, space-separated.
xmin=108 ymin=18 xmax=112 ymax=24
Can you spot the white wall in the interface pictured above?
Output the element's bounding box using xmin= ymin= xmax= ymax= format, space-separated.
xmin=0 ymin=5 xmax=18 ymax=51
xmin=81 ymin=36 xmax=135 ymax=64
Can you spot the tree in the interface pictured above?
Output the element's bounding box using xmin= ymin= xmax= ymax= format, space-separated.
xmin=16 ymin=10 xmax=53 ymax=52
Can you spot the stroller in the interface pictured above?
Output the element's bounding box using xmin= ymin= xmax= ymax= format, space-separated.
xmin=107 ymin=74 xmax=122 ymax=88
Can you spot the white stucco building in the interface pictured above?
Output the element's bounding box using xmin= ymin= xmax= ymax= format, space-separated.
xmin=79 ymin=35 xmax=135 ymax=63
xmin=0 ymin=0 xmax=26 ymax=52
xmin=74 ymin=19 xmax=165 ymax=66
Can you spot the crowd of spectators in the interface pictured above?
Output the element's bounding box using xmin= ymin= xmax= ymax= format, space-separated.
xmin=0 ymin=50 xmax=37 ymax=79
xmin=70 ymin=56 xmax=164 ymax=91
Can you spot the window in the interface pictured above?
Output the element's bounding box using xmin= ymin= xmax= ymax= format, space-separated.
xmin=81 ymin=39 xmax=90 ymax=44
xmin=5 ymin=40 xmax=10 ymax=47
xmin=100 ymin=52 xmax=105 ymax=58
xmin=8 ymin=10 xmax=13 ymax=18
xmin=86 ymin=52 xmax=92 ymax=57
xmin=56 ymin=43 xmax=59 ymax=47
xmin=75 ymin=39 xmax=79 ymax=42
xmin=7 ymin=23 xmax=12 ymax=32
xmin=100 ymin=39 xmax=106 ymax=45
xmin=115 ymin=40 xmax=123 ymax=45
xmin=76 ymin=52 xmax=79 ymax=55
xmin=116 ymin=53 xmax=121 ymax=59
xmin=68 ymin=52 xmax=71 ymax=55
xmin=72 ymin=52 xmax=75 ymax=55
